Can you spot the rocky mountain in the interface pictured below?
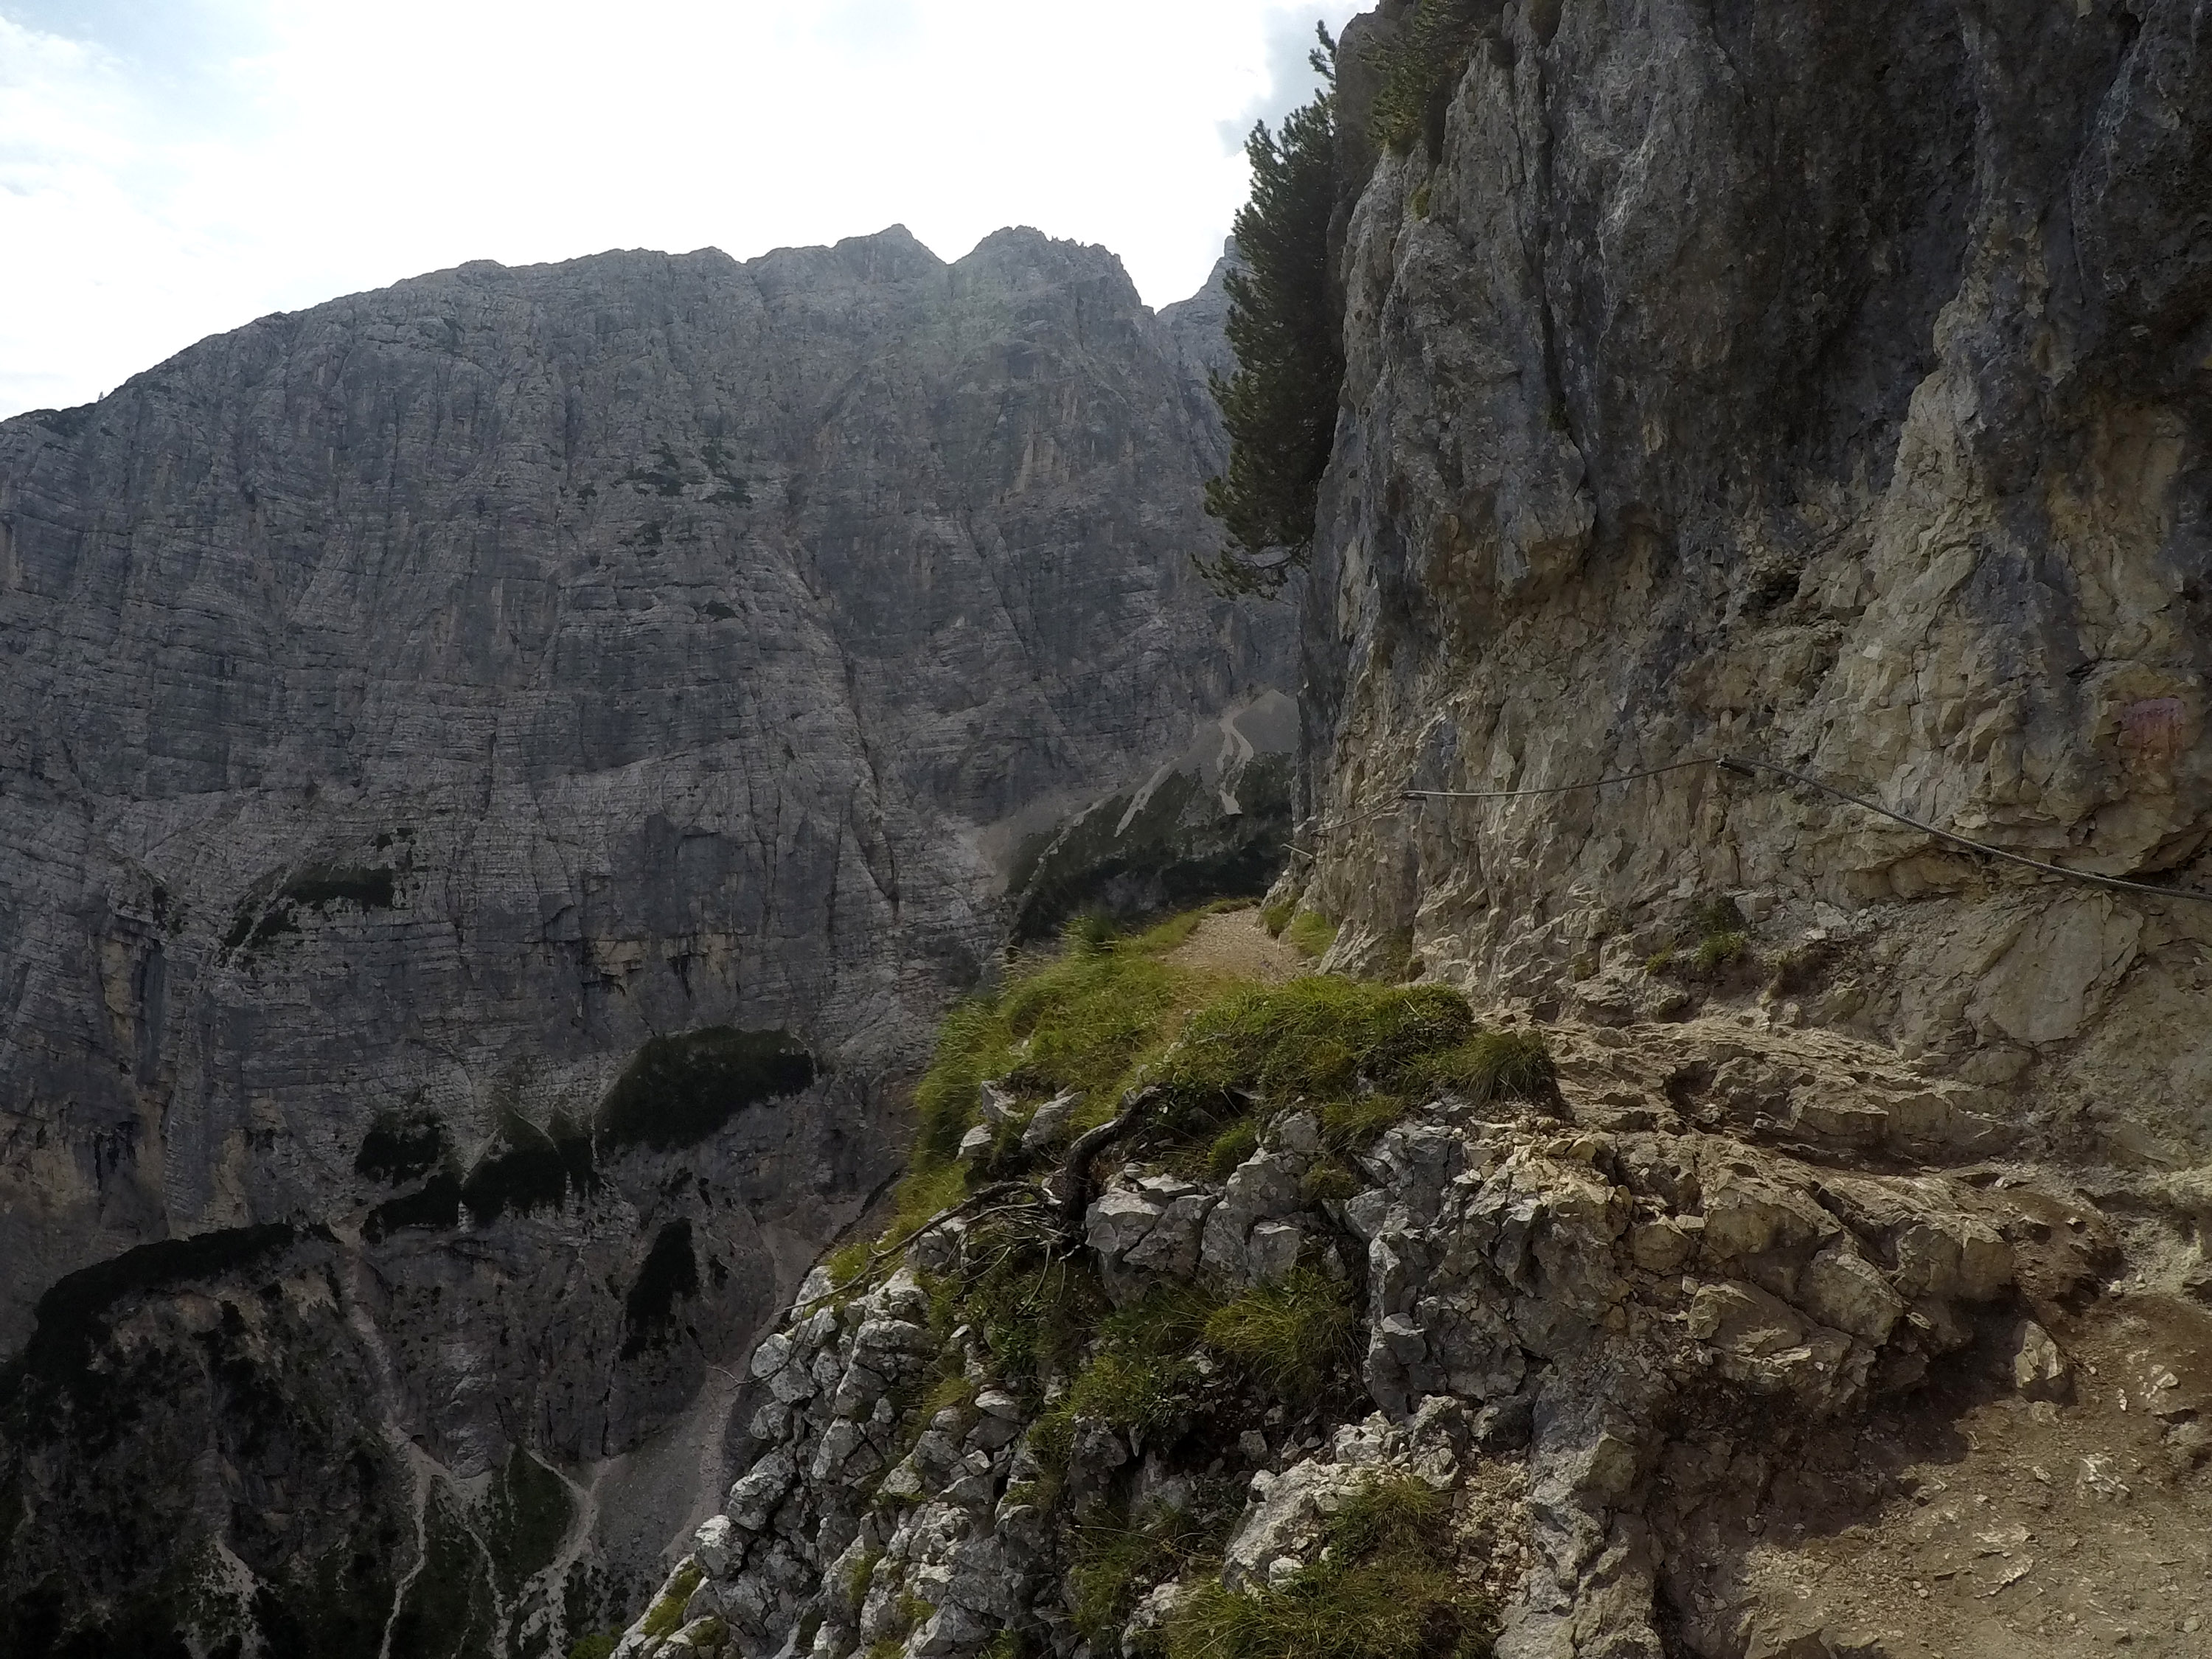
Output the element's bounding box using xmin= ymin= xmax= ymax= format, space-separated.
xmin=605 ymin=5 xmax=2212 ymax=1659
xmin=0 ymin=226 xmax=1293 ymax=1655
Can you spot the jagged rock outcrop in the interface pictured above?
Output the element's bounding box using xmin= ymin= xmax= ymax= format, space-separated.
xmin=619 ymin=1004 xmax=2212 ymax=1659
xmin=0 ymin=227 xmax=1290 ymax=1654
xmin=1291 ymin=0 xmax=2212 ymax=1166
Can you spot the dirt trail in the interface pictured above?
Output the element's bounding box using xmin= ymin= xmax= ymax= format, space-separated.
xmin=1161 ymin=907 xmax=1306 ymax=983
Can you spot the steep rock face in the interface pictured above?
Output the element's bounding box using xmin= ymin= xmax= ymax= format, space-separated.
xmin=0 ymin=227 xmax=1288 ymax=1651
xmin=1294 ymin=0 xmax=2212 ymax=1160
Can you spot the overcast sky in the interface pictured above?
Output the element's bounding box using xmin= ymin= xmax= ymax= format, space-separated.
xmin=0 ymin=0 xmax=1361 ymax=419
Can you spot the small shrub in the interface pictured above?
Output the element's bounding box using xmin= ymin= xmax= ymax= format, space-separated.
xmin=1102 ymin=1283 xmax=1221 ymax=1354
xmin=1060 ymin=1283 xmax=1225 ymax=1440
xmin=1284 ymin=911 xmax=1339 ymax=961
xmin=917 ymin=1373 xmax=981 ymax=1429
xmin=1644 ymin=947 xmax=1674 ymax=975
xmin=1764 ymin=939 xmax=1834 ymax=997
xmin=1208 ymin=1120 xmax=1262 ymax=1179
xmin=1694 ymin=897 xmax=1747 ymax=937
xmin=567 ymin=1636 xmax=616 ymax=1659
xmin=1203 ymin=1270 xmax=1356 ymax=1402
xmin=1260 ymin=900 xmax=1295 ymax=937
xmin=950 ymin=1222 xmax=1110 ymax=1402
xmin=1070 ymin=1345 xmax=1197 ymax=1436
xmin=1691 ymin=931 xmax=1749 ymax=975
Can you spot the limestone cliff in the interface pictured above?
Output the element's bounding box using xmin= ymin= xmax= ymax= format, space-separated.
xmin=0 ymin=227 xmax=1290 ymax=1654
xmin=1293 ymin=0 xmax=2212 ymax=1166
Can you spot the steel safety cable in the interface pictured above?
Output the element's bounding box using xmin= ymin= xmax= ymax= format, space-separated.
xmin=1394 ymin=753 xmax=2212 ymax=907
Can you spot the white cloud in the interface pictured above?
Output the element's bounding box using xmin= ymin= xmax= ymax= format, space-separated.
xmin=0 ymin=0 xmax=1365 ymax=417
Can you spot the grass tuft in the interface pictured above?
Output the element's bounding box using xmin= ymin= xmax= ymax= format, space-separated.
xmin=1065 ymin=1283 xmax=1223 ymax=1435
xmin=1301 ymin=1160 xmax=1361 ymax=1208
xmin=1413 ymin=1030 xmax=1557 ymax=1107
xmin=1071 ymin=1508 xmax=1215 ymax=1641
xmin=1260 ymin=899 xmax=1295 ymax=937
xmin=1202 ymin=1269 xmax=1356 ymax=1403
xmin=1157 ymin=978 xmax=1474 ymax=1129
xmin=639 ymin=1563 xmax=704 ymax=1640
xmin=1284 ymin=911 xmax=1339 ymax=961
xmin=1165 ymin=1472 xmax=1493 ymax=1659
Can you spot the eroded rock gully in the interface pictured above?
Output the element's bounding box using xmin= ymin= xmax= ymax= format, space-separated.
xmin=619 ymin=1010 xmax=2212 ymax=1659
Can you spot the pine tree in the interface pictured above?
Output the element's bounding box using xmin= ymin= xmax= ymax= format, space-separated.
xmin=1368 ymin=0 xmax=1489 ymax=159
xmin=1199 ymin=25 xmax=1344 ymax=599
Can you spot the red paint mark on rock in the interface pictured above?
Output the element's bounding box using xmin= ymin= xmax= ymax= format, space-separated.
xmin=2120 ymin=698 xmax=2187 ymax=762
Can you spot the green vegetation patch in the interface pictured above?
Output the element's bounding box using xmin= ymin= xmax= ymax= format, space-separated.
xmin=597 ymin=1027 xmax=815 ymax=1153
xmin=932 ymin=1221 xmax=1108 ymax=1406
xmin=17 ymin=1224 xmax=299 ymax=1393
xmin=1167 ymin=1473 xmax=1494 ymax=1659
xmin=388 ymin=1482 xmax=499 ymax=1659
xmin=355 ymin=1109 xmax=449 ymax=1185
xmin=1063 ymin=1283 xmax=1221 ymax=1436
xmin=285 ymin=864 xmax=397 ymax=913
xmin=1646 ymin=897 xmax=1761 ymax=986
xmin=224 ymin=861 xmax=398 ymax=953
xmin=639 ymin=1563 xmax=704 ymax=1640
xmin=1070 ymin=1506 xmax=1220 ymax=1642
xmin=901 ymin=915 xmax=1220 ymax=1225
xmin=461 ymin=1112 xmax=594 ymax=1224
xmin=485 ymin=1446 xmax=574 ymax=1599
xmin=364 ymin=1173 xmax=462 ymax=1244
xmin=621 ymin=1221 xmax=700 ymax=1360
